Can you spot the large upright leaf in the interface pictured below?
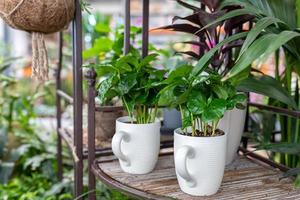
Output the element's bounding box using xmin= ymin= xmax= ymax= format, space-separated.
xmin=192 ymin=32 xmax=248 ymax=76
xmin=266 ymin=0 xmax=297 ymax=29
xmin=198 ymin=8 xmax=261 ymax=33
xmin=239 ymin=16 xmax=285 ymax=58
xmin=237 ymin=75 xmax=298 ymax=109
xmin=228 ymin=31 xmax=300 ymax=81
xmin=226 ymin=33 xmax=276 ymax=79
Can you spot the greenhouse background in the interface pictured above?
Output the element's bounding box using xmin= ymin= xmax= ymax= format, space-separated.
xmin=0 ymin=0 xmax=300 ymax=199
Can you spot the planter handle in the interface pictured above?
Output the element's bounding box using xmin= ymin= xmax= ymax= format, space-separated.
xmin=175 ymin=145 xmax=196 ymax=187
xmin=112 ymin=131 xmax=130 ymax=166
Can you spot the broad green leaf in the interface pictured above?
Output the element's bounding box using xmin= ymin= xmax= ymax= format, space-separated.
xmin=208 ymin=98 xmax=227 ymax=118
xmin=158 ymin=85 xmax=176 ymax=107
xmin=117 ymin=73 xmax=137 ymax=95
xmin=97 ymin=76 xmax=115 ymax=104
xmin=237 ymin=75 xmax=298 ymax=109
xmin=95 ymin=65 xmax=117 ymax=76
xmin=139 ymin=53 xmax=159 ymax=68
xmin=135 ymin=90 xmax=149 ymax=104
xmin=202 ymin=110 xmax=219 ymax=122
xmin=226 ymin=34 xmax=277 ymax=80
xmin=116 ymin=54 xmax=138 ymax=71
xmin=182 ymin=109 xmax=192 ymax=128
xmin=95 ymin=23 xmax=111 ymax=33
xmin=83 ymin=38 xmax=113 ymax=59
xmin=226 ymin=93 xmax=247 ymax=110
xmin=239 ymin=17 xmax=285 ymax=58
xmin=212 ymin=85 xmax=228 ymax=99
xmin=166 ymin=64 xmax=193 ymax=84
xmin=187 ymin=92 xmax=206 ymax=115
xmin=192 ymin=32 xmax=248 ymax=76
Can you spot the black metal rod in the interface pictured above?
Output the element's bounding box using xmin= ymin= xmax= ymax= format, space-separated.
xmin=239 ymin=147 xmax=290 ymax=172
xmin=56 ymin=32 xmax=63 ymax=181
xmin=142 ymin=0 xmax=149 ymax=58
xmin=124 ymin=0 xmax=131 ymax=54
xmin=248 ymin=102 xmax=300 ymax=118
xmin=72 ymin=0 xmax=84 ymax=198
xmin=86 ymin=69 xmax=97 ymax=200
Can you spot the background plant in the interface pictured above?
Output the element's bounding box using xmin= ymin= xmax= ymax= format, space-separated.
xmin=214 ymin=0 xmax=300 ymax=186
xmin=159 ymin=64 xmax=246 ymax=136
xmin=92 ymin=52 xmax=166 ymax=124
xmin=155 ymin=0 xmax=252 ymax=77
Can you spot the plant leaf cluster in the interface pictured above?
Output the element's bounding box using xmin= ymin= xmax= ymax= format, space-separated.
xmin=95 ymin=52 xmax=166 ymax=124
xmin=154 ymin=0 xmax=253 ymax=76
xmin=159 ymin=64 xmax=246 ymax=136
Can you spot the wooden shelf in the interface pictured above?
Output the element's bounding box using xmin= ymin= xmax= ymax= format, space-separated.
xmin=92 ymin=148 xmax=300 ymax=200
xmin=59 ymin=127 xmax=174 ymax=161
xmin=58 ymin=128 xmax=114 ymax=160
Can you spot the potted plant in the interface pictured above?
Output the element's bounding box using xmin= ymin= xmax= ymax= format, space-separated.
xmin=83 ymin=24 xmax=143 ymax=144
xmin=96 ymin=51 xmax=166 ymax=174
xmin=159 ymin=65 xmax=246 ymax=196
xmin=154 ymin=0 xmax=251 ymax=164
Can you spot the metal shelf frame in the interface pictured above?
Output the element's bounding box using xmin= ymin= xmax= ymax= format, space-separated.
xmin=55 ymin=1 xmax=300 ymax=199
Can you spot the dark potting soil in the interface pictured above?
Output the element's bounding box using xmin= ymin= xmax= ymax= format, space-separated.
xmin=180 ymin=126 xmax=225 ymax=137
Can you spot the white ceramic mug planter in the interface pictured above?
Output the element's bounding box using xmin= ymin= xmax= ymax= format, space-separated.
xmin=174 ymin=128 xmax=227 ymax=196
xmin=218 ymin=107 xmax=247 ymax=165
xmin=112 ymin=116 xmax=161 ymax=174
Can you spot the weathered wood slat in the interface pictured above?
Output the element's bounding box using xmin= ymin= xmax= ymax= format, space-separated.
xmin=97 ymin=151 xmax=300 ymax=199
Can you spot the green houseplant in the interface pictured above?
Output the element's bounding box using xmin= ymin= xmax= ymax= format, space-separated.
xmin=159 ymin=64 xmax=245 ymax=196
xmin=154 ymin=0 xmax=252 ymax=164
xmin=83 ymin=21 xmax=142 ymax=142
xmin=97 ymin=51 xmax=166 ymax=174
xmin=211 ymin=0 xmax=300 ymax=185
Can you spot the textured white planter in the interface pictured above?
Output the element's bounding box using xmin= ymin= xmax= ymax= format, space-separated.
xmin=174 ymin=128 xmax=227 ymax=196
xmin=112 ymin=116 xmax=161 ymax=174
xmin=218 ymin=108 xmax=247 ymax=165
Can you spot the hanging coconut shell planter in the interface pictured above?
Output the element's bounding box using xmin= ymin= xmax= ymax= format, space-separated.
xmin=0 ymin=0 xmax=75 ymax=81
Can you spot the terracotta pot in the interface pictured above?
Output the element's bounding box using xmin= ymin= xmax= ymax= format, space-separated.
xmin=174 ymin=128 xmax=227 ymax=196
xmin=95 ymin=110 xmax=123 ymax=141
xmin=82 ymin=110 xmax=123 ymax=148
xmin=112 ymin=116 xmax=161 ymax=174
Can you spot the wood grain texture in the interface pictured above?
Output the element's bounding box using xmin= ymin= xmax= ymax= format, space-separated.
xmin=97 ymin=151 xmax=300 ymax=200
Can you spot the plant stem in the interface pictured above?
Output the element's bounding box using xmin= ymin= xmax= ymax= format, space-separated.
xmin=179 ymin=105 xmax=186 ymax=134
xmin=203 ymin=123 xmax=207 ymax=136
xmin=153 ymin=105 xmax=158 ymax=123
xmin=197 ymin=118 xmax=200 ymax=131
xmin=122 ymin=97 xmax=133 ymax=123
xmin=191 ymin=113 xmax=195 ymax=137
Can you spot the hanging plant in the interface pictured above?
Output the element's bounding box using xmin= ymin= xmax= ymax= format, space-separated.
xmin=0 ymin=0 xmax=75 ymax=81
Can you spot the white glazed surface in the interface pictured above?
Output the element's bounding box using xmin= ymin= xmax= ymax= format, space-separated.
xmin=218 ymin=108 xmax=247 ymax=165
xmin=112 ymin=116 xmax=161 ymax=174
xmin=174 ymin=129 xmax=227 ymax=196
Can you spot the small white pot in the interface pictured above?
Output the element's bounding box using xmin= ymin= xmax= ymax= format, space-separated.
xmin=174 ymin=128 xmax=227 ymax=196
xmin=218 ymin=107 xmax=247 ymax=165
xmin=112 ymin=116 xmax=161 ymax=174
